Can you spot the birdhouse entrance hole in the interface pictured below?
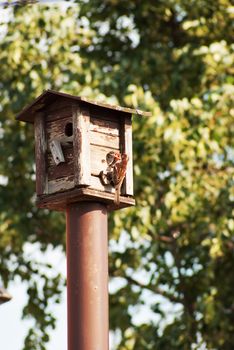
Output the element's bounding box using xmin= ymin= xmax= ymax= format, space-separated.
xmin=65 ymin=122 xmax=73 ymax=137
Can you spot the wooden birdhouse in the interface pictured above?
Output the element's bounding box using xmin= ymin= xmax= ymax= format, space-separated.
xmin=16 ymin=90 xmax=150 ymax=211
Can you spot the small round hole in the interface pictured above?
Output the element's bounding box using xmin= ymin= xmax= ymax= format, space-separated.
xmin=65 ymin=122 xmax=73 ymax=137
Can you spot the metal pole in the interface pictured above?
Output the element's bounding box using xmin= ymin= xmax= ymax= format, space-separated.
xmin=66 ymin=202 xmax=109 ymax=350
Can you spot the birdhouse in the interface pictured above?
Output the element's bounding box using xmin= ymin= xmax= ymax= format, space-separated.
xmin=16 ymin=90 xmax=150 ymax=211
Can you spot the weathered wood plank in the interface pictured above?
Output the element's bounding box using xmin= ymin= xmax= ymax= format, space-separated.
xmin=90 ymin=144 xmax=117 ymax=176
xmin=46 ymin=106 xmax=73 ymax=122
xmin=48 ymin=141 xmax=119 ymax=181
xmin=46 ymin=97 xmax=73 ymax=113
xmin=73 ymin=105 xmax=91 ymax=186
xmin=90 ymin=165 xmax=130 ymax=196
xmin=34 ymin=112 xmax=47 ymax=195
xmin=90 ymin=117 xmax=119 ymax=136
xmin=90 ymin=130 xmax=119 ymax=149
xmin=90 ymin=175 xmax=127 ymax=196
xmin=48 ymin=161 xmax=74 ymax=181
xmin=17 ymin=90 xmax=150 ymax=123
xmin=90 ymin=175 xmax=115 ymax=193
xmin=122 ymin=115 xmax=134 ymax=196
xmin=89 ymin=105 xmax=122 ymax=121
xmin=48 ymin=175 xmax=74 ymax=194
xmin=46 ymin=116 xmax=73 ymax=145
xmin=47 ymin=145 xmax=73 ymax=165
xmin=47 ymin=146 xmax=74 ymax=180
xmin=36 ymin=187 xmax=135 ymax=212
xmin=49 ymin=140 xmax=65 ymax=165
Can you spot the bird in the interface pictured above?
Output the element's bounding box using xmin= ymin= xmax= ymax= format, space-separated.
xmin=99 ymin=151 xmax=121 ymax=185
xmin=106 ymin=151 xmax=121 ymax=168
xmin=112 ymin=153 xmax=129 ymax=205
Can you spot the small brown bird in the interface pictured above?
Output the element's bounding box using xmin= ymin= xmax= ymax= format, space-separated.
xmin=106 ymin=151 xmax=121 ymax=167
xmin=100 ymin=151 xmax=121 ymax=185
xmin=112 ymin=153 xmax=129 ymax=205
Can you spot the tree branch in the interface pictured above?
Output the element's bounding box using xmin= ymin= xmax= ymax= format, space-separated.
xmin=121 ymin=274 xmax=182 ymax=304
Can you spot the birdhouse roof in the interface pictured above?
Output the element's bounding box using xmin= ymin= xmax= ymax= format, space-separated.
xmin=16 ymin=90 xmax=151 ymax=123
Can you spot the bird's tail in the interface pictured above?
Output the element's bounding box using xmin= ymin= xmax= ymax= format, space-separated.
xmin=114 ymin=186 xmax=120 ymax=205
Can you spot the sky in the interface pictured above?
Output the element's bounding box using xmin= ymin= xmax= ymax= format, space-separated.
xmin=0 ymin=246 xmax=67 ymax=350
xmin=0 ymin=282 xmax=67 ymax=350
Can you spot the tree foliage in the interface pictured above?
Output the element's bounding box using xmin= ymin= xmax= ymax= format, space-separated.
xmin=0 ymin=1 xmax=233 ymax=349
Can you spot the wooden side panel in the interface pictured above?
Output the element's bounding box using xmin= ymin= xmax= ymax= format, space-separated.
xmin=89 ymin=109 xmax=133 ymax=196
xmin=46 ymin=116 xmax=73 ymax=146
xmin=48 ymin=176 xmax=74 ymax=194
xmin=34 ymin=112 xmax=48 ymax=195
xmin=120 ymin=115 xmax=134 ymax=196
xmin=90 ymin=117 xmax=119 ymax=136
xmin=124 ymin=116 xmax=134 ymax=195
xmin=89 ymin=105 xmax=123 ymax=122
xmin=90 ymin=175 xmax=114 ymax=193
xmin=89 ymin=115 xmax=120 ymax=189
xmin=73 ymin=105 xmax=91 ymax=186
xmin=47 ymin=145 xmax=74 ymax=180
xmin=90 ymin=131 xmax=119 ymax=149
xmin=46 ymin=97 xmax=74 ymax=113
xmin=90 ymin=144 xmax=118 ymax=176
xmin=46 ymin=115 xmax=74 ymax=194
xmin=46 ymin=106 xmax=73 ymax=122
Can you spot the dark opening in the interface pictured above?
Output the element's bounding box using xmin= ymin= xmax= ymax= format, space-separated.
xmin=65 ymin=122 xmax=73 ymax=137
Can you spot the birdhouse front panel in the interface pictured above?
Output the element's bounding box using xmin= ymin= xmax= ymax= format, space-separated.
xmin=16 ymin=90 xmax=150 ymax=210
xmin=89 ymin=106 xmax=124 ymax=193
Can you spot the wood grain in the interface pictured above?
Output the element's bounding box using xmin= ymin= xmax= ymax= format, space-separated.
xmin=36 ymin=187 xmax=135 ymax=212
xmin=48 ymin=175 xmax=74 ymax=194
xmin=73 ymin=105 xmax=91 ymax=186
xmin=122 ymin=115 xmax=134 ymax=196
xmin=90 ymin=131 xmax=119 ymax=149
xmin=34 ymin=112 xmax=47 ymax=195
xmin=46 ymin=116 xmax=73 ymax=145
xmin=46 ymin=106 xmax=73 ymax=122
xmin=90 ymin=117 xmax=119 ymax=136
xmin=90 ymin=144 xmax=117 ymax=176
xmin=17 ymin=89 xmax=151 ymax=124
xmin=89 ymin=105 xmax=125 ymax=121
xmin=47 ymin=146 xmax=74 ymax=180
xmin=90 ymin=175 xmax=115 ymax=193
xmin=46 ymin=97 xmax=73 ymax=113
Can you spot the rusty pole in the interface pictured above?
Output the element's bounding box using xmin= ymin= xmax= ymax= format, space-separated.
xmin=66 ymin=202 xmax=109 ymax=350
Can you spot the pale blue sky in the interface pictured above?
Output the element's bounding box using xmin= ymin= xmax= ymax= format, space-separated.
xmin=0 ymin=282 xmax=67 ymax=350
xmin=0 ymin=246 xmax=67 ymax=350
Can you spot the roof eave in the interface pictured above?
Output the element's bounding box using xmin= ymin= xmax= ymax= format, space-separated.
xmin=16 ymin=90 xmax=151 ymax=123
